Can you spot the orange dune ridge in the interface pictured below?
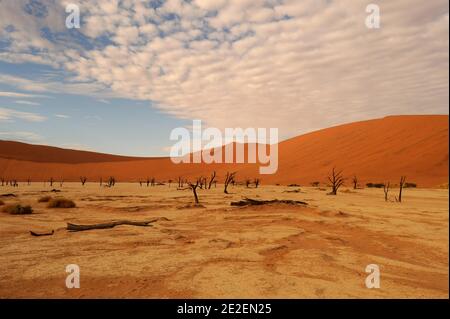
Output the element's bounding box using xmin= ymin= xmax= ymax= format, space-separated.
xmin=0 ymin=115 xmax=448 ymax=187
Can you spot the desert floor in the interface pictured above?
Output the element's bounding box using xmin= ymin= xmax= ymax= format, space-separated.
xmin=0 ymin=183 xmax=448 ymax=298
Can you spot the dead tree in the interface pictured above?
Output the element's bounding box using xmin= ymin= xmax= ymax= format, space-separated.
xmin=100 ymin=177 xmax=103 ymax=187
xmin=254 ymin=178 xmax=260 ymax=188
xmin=151 ymin=177 xmax=155 ymax=186
xmin=59 ymin=179 xmax=64 ymax=187
xmin=168 ymin=179 xmax=172 ymax=187
xmin=327 ymin=167 xmax=344 ymax=195
xmin=224 ymin=172 xmax=236 ymax=194
xmin=177 ymin=176 xmax=183 ymax=188
xmin=1 ymin=177 xmax=4 ymax=186
xmin=146 ymin=178 xmax=150 ymax=187
xmin=80 ymin=176 xmax=87 ymax=186
xmin=107 ymin=176 xmax=115 ymax=187
xmin=352 ymin=176 xmax=358 ymax=189
xmin=27 ymin=178 xmax=31 ymax=186
xmin=383 ymin=182 xmax=390 ymax=202
xmin=188 ymin=179 xmax=200 ymax=204
xmin=398 ymin=176 xmax=406 ymax=202
xmin=197 ymin=176 xmax=207 ymax=189
xmin=49 ymin=177 xmax=54 ymax=187
xmin=245 ymin=179 xmax=251 ymax=188
xmin=208 ymin=171 xmax=216 ymax=189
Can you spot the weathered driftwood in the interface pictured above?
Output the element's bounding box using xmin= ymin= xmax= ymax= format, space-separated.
xmin=230 ymin=198 xmax=308 ymax=207
xmin=66 ymin=218 xmax=167 ymax=232
xmin=30 ymin=230 xmax=54 ymax=237
xmin=283 ymin=189 xmax=301 ymax=193
xmin=0 ymin=193 xmax=17 ymax=197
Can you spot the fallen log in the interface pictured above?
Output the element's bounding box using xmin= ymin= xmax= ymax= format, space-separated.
xmin=30 ymin=230 xmax=54 ymax=237
xmin=0 ymin=193 xmax=17 ymax=197
xmin=66 ymin=218 xmax=167 ymax=232
xmin=230 ymin=198 xmax=308 ymax=207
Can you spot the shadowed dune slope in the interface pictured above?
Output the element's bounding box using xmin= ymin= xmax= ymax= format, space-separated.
xmin=0 ymin=115 xmax=448 ymax=187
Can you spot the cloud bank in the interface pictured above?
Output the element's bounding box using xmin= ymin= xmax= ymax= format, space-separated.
xmin=0 ymin=0 xmax=448 ymax=138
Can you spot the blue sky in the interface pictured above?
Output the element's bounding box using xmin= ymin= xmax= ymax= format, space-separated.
xmin=0 ymin=0 xmax=448 ymax=156
xmin=0 ymin=62 xmax=190 ymax=156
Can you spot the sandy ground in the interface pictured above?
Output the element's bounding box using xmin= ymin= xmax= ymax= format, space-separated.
xmin=0 ymin=183 xmax=448 ymax=298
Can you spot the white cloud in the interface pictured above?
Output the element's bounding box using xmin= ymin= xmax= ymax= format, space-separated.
xmin=0 ymin=0 xmax=448 ymax=139
xmin=60 ymin=143 xmax=94 ymax=151
xmin=0 ymin=131 xmax=43 ymax=143
xmin=194 ymin=0 xmax=228 ymax=12
xmin=55 ymin=114 xmax=70 ymax=119
xmin=0 ymin=107 xmax=47 ymax=122
xmin=14 ymin=100 xmax=41 ymax=106
xmin=0 ymin=91 xmax=48 ymax=99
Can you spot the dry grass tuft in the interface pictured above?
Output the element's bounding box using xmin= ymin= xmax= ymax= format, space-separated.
xmin=47 ymin=198 xmax=76 ymax=208
xmin=38 ymin=196 xmax=52 ymax=203
xmin=2 ymin=204 xmax=33 ymax=215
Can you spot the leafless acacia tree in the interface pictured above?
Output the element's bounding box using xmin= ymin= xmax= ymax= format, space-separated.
xmin=208 ymin=171 xmax=216 ymax=189
xmin=398 ymin=176 xmax=406 ymax=202
xmin=197 ymin=177 xmax=203 ymax=189
xmin=188 ymin=179 xmax=200 ymax=204
xmin=49 ymin=177 xmax=54 ymax=187
xmin=383 ymin=182 xmax=390 ymax=202
xmin=80 ymin=176 xmax=87 ymax=186
xmin=352 ymin=176 xmax=358 ymax=189
xmin=327 ymin=167 xmax=344 ymax=195
xmin=254 ymin=178 xmax=260 ymax=188
xmin=1 ymin=177 xmax=4 ymax=186
xmin=107 ymin=176 xmax=116 ymax=187
xmin=224 ymin=172 xmax=236 ymax=194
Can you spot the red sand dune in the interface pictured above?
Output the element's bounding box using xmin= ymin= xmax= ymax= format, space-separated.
xmin=0 ymin=115 xmax=448 ymax=187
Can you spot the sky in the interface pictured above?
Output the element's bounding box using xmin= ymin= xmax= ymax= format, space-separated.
xmin=0 ymin=0 xmax=448 ymax=157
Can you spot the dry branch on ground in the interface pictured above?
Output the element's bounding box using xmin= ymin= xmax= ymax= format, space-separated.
xmin=230 ymin=198 xmax=308 ymax=207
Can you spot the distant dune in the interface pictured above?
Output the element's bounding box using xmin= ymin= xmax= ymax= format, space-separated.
xmin=0 ymin=115 xmax=448 ymax=187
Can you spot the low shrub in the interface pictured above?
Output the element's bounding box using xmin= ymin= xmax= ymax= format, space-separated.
xmin=47 ymin=198 xmax=76 ymax=208
xmin=404 ymin=182 xmax=417 ymax=188
xmin=310 ymin=181 xmax=320 ymax=187
xmin=38 ymin=196 xmax=52 ymax=203
xmin=366 ymin=183 xmax=385 ymax=188
xmin=2 ymin=204 xmax=33 ymax=215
